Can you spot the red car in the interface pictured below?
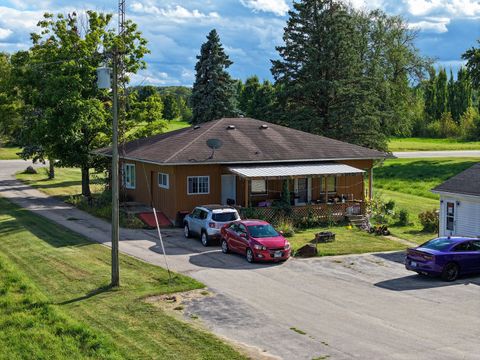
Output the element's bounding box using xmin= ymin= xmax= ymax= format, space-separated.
xmin=220 ymin=220 xmax=291 ymax=263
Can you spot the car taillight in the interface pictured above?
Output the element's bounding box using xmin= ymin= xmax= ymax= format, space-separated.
xmin=209 ymin=222 xmax=216 ymax=229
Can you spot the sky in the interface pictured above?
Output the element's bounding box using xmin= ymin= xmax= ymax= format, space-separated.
xmin=0 ymin=0 xmax=479 ymax=86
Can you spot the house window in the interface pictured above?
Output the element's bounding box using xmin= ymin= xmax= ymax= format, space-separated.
xmin=251 ymin=179 xmax=267 ymax=195
xmin=124 ymin=164 xmax=136 ymax=189
xmin=446 ymin=202 xmax=455 ymax=231
xmin=321 ymin=177 xmax=336 ymax=192
xmin=158 ymin=173 xmax=169 ymax=189
xmin=187 ymin=176 xmax=210 ymax=195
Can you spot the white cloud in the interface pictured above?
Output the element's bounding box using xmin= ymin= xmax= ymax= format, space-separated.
xmin=348 ymin=0 xmax=384 ymax=10
xmin=408 ymin=17 xmax=451 ymax=32
xmin=0 ymin=28 xmax=13 ymax=40
xmin=240 ymin=0 xmax=289 ymax=16
xmin=131 ymin=3 xmax=220 ymax=22
xmin=405 ymin=0 xmax=480 ymax=17
xmin=0 ymin=6 xmax=43 ymax=30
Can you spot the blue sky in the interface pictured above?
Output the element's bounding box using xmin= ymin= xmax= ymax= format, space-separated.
xmin=0 ymin=0 xmax=479 ymax=86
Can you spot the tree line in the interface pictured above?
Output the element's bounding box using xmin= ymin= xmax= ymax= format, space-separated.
xmin=2 ymin=0 xmax=480 ymax=197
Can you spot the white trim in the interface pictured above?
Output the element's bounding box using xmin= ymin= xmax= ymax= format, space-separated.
xmin=124 ymin=163 xmax=136 ymax=190
xmin=432 ymin=190 xmax=480 ymax=201
xmin=187 ymin=176 xmax=210 ymax=195
xmin=158 ymin=172 xmax=169 ymax=189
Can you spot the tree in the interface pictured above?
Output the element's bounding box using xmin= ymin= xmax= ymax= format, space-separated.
xmin=238 ymin=76 xmax=261 ymax=116
xmin=271 ymin=0 xmax=428 ymax=151
xmin=0 ymin=52 xmax=22 ymax=145
xmin=463 ymin=40 xmax=480 ymax=88
xmin=436 ymin=68 xmax=448 ymax=119
xmin=191 ymin=29 xmax=236 ymax=124
xmin=423 ymin=68 xmax=437 ymax=123
xmin=162 ymin=93 xmax=180 ymax=120
xmin=13 ymin=12 xmax=148 ymax=196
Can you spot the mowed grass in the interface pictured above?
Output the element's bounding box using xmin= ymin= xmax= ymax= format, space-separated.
xmin=166 ymin=120 xmax=190 ymax=132
xmin=16 ymin=167 xmax=105 ymax=199
xmin=0 ymin=146 xmax=21 ymax=160
xmin=374 ymin=158 xmax=478 ymax=199
xmin=374 ymin=158 xmax=479 ymax=244
xmin=389 ymin=137 xmax=480 ymax=152
xmin=289 ymin=226 xmax=406 ymax=256
xmin=0 ymin=197 xmax=245 ymax=359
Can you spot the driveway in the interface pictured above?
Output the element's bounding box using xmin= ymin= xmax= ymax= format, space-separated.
xmin=393 ymin=150 xmax=480 ymax=158
xmin=1 ymin=160 xmax=480 ymax=360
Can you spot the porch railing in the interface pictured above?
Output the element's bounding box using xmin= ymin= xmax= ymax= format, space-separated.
xmin=238 ymin=202 xmax=364 ymax=223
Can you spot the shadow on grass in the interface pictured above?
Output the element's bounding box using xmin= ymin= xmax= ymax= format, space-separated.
xmin=57 ymin=284 xmax=116 ymax=305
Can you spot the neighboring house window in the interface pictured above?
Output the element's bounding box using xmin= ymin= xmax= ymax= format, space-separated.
xmin=124 ymin=164 xmax=136 ymax=189
xmin=321 ymin=177 xmax=336 ymax=192
xmin=187 ymin=176 xmax=209 ymax=195
xmin=251 ymin=179 xmax=267 ymax=195
xmin=158 ymin=173 xmax=169 ymax=189
xmin=446 ymin=202 xmax=455 ymax=231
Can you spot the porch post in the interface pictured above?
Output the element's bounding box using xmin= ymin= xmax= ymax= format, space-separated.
xmin=324 ymin=175 xmax=328 ymax=203
xmin=244 ymin=179 xmax=249 ymax=207
xmin=368 ymin=168 xmax=373 ymax=201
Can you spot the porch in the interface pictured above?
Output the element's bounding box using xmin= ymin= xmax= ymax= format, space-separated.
xmin=224 ymin=162 xmax=373 ymax=220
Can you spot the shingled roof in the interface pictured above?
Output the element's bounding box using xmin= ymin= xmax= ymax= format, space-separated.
xmin=97 ymin=118 xmax=387 ymax=165
xmin=432 ymin=163 xmax=480 ymax=197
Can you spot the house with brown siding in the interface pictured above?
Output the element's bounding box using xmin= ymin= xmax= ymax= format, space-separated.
xmin=97 ymin=117 xmax=387 ymax=223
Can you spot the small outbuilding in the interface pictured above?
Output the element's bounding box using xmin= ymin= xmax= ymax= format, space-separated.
xmin=432 ymin=163 xmax=480 ymax=237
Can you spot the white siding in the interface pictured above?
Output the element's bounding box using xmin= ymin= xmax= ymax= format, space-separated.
xmin=439 ymin=194 xmax=480 ymax=237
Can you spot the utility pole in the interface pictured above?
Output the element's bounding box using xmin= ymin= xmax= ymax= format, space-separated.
xmin=111 ymin=49 xmax=120 ymax=287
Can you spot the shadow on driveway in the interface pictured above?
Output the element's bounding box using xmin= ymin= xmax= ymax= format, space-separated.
xmin=375 ymin=274 xmax=480 ymax=291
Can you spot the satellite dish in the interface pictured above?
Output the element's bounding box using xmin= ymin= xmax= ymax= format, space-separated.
xmin=206 ymin=139 xmax=223 ymax=159
xmin=207 ymin=139 xmax=223 ymax=150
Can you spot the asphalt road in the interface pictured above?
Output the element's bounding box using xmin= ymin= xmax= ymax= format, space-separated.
xmin=1 ymin=160 xmax=480 ymax=360
xmin=393 ymin=150 xmax=480 ymax=158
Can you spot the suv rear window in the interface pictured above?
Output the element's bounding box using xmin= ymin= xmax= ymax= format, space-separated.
xmin=212 ymin=212 xmax=238 ymax=222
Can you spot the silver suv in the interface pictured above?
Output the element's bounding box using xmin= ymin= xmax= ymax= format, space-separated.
xmin=184 ymin=205 xmax=240 ymax=246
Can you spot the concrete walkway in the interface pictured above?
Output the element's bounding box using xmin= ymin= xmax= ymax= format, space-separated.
xmin=1 ymin=160 xmax=479 ymax=360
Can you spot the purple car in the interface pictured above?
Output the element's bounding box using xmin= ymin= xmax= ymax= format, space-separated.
xmin=405 ymin=237 xmax=480 ymax=281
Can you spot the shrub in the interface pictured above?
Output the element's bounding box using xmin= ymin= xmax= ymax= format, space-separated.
xmin=275 ymin=218 xmax=295 ymax=237
xmin=419 ymin=209 xmax=439 ymax=232
xmin=397 ymin=209 xmax=410 ymax=226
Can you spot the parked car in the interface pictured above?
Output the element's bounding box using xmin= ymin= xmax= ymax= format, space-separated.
xmin=405 ymin=237 xmax=480 ymax=281
xmin=220 ymin=220 xmax=291 ymax=263
xmin=183 ymin=205 xmax=240 ymax=246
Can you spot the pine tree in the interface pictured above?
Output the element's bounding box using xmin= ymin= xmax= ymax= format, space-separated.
xmin=456 ymin=67 xmax=473 ymax=120
xmin=424 ymin=68 xmax=437 ymax=123
xmin=191 ymin=29 xmax=236 ymax=124
xmin=271 ymin=0 xmax=427 ymax=151
xmin=448 ymin=69 xmax=457 ymax=120
xmin=436 ymin=68 xmax=448 ymax=119
xmin=239 ymin=76 xmax=261 ymax=116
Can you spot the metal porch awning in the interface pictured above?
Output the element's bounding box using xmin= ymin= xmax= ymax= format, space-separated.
xmin=228 ymin=163 xmax=365 ymax=179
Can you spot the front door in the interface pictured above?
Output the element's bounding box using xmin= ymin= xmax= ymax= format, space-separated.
xmin=295 ymin=178 xmax=311 ymax=205
xmin=221 ymin=175 xmax=237 ymax=205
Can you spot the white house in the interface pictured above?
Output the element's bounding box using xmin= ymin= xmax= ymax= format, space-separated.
xmin=432 ymin=163 xmax=480 ymax=237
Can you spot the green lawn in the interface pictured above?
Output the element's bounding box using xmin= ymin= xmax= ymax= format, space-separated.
xmin=374 ymin=158 xmax=479 ymax=244
xmin=0 ymin=197 xmax=245 ymax=359
xmin=290 ymin=226 xmax=406 ymax=256
xmin=389 ymin=137 xmax=480 ymax=152
xmin=166 ymin=120 xmax=190 ymax=132
xmin=16 ymin=167 xmax=106 ymax=199
xmin=374 ymin=158 xmax=478 ymax=199
xmin=0 ymin=146 xmax=21 ymax=160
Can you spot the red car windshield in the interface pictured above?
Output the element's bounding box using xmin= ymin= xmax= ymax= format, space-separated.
xmin=247 ymin=225 xmax=279 ymax=238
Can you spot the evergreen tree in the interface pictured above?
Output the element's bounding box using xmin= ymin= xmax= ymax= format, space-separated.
xmin=250 ymin=80 xmax=277 ymax=121
xmin=424 ymin=68 xmax=437 ymax=123
xmin=191 ymin=29 xmax=236 ymax=124
xmin=436 ymin=68 xmax=448 ymax=119
xmin=239 ymin=76 xmax=261 ymax=116
xmin=448 ymin=69 xmax=457 ymax=120
xmin=271 ymin=0 xmax=427 ymax=151
xmin=463 ymin=40 xmax=480 ymax=88
xmin=162 ymin=93 xmax=180 ymax=120
xmin=455 ymin=67 xmax=473 ymax=120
